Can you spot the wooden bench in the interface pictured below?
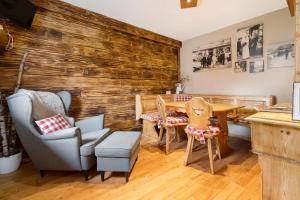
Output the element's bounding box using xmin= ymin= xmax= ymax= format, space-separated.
xmin=197 ymin=95 xmax=276 ymax=125
xmin=135 ymin=94 xmax=173 ymax=141
xmin=135 ymin=94 xmax=276 ymax=140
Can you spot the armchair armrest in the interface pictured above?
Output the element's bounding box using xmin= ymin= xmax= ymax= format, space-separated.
xmin=65 ymin=116 xmax=75 ymax=126
xmin=75 ymin=114 xmax=104 ymax=133
xmin=40 ymin=127 xmax=81 ymax=141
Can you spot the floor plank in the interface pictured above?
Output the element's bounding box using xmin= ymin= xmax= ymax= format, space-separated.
xmin=0 ymin=136 xmax=261 ymax=200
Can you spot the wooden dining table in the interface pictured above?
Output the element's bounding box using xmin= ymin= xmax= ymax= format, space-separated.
xmin=165 ymin=101 xmax=243 ymax=157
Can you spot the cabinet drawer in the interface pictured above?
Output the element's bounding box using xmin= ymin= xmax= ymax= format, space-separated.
xmin=251 ymin=123 xmax=300 ymax=161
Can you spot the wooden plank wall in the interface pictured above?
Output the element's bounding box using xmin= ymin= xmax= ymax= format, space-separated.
xmin=0 ymin=0 xmax=181 ymax=131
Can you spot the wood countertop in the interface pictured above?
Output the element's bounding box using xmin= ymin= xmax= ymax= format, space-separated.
xmin=246 ymin=112 xmax=300 ymax=129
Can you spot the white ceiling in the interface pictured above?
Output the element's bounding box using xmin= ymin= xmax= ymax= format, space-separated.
xmin=62 ymin=0 xmax=287 ymax=41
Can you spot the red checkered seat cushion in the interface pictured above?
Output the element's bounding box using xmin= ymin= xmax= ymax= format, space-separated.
xmin=175 ymin=95 xmax=192 ymax=102
xmin=185 ymin=125 xmax=220 ymax=144
xmin=35 ymin=114 xmax=72 ymax=135
xmin=140 ymin=111 xmax=177 ymax=122
xmin=237 ymin=117 xmax=251 ymax=124
xmin=162 ymin=116 xmax=189 ymax=126
xmin=140 ymin=112 xmax=160 ymax=121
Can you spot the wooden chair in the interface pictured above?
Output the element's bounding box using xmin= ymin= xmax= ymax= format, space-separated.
xmin=156 ymin=95 xmax=188 ymax=154
xmin=184 ymin=97 xmax=221 ymax=174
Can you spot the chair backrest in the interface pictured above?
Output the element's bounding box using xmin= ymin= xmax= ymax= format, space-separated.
xmin=185 ymin=97 xmax=213 ymax=129
xmin=6 ymin=93 xmax=50 ymax=168
xmin=156 ymin=95 xmax=167 ymax=122
xmin=56 ymin=91 xmax=72 ymax=113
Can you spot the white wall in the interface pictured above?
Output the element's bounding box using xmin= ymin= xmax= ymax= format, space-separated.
xmin=181 ymin=8 xmax=295 ymax=103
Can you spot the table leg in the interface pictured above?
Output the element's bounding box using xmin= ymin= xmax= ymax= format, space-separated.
xmin=213 ymin=111 xmax=231 ymax=157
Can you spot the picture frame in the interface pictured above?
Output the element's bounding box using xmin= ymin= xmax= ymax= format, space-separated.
xmin=234 ymin=61 xmax=247 ymax=73
xmin=192 ymin=38 xmax=232 ymax=72
xmin=249 ymin=60 xmax=264 ymax=73
xmin=237 ymin=23 xmax=263 ymax=60
xmin=267 ymin=41 xmax=295 ymax=68
xmin=292 ymin=83 xmax=300 ymax=120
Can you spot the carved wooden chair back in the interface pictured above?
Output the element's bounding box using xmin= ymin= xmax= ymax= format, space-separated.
xmin=184 ymin=97 xmax=221 ymax=174
xmin=156 ymin=95 xmax=167 ymax=122
xmin=185 ymin=97 xmax=213 ymax=130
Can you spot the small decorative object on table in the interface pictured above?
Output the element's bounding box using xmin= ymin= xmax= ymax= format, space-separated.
xmin=176 ymin=74 xmax=190 ymax=94
xmin=209 ymin=116 xmax=219 ymax=127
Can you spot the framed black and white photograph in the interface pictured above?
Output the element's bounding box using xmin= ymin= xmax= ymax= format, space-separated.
xmin=267 ymin=41 xmax=295 ymax=68
xmin=234 ymin=61 xmax=247 ymax=73
xmin=293 ymin=83 xmax=300 ymax=120
xmin=237 ymin=24 xmax=263 ymax=60
xmin=192 ymin=38 xmax=232 ymax=72
xmin=249 ymin=60 xmax=264 ymax=73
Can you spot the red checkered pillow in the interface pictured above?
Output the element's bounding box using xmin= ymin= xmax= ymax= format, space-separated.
xmin=175 ymin=95 xmax=192 ymax=102
xmin=35 ymin=114 xmax=72 ymax=135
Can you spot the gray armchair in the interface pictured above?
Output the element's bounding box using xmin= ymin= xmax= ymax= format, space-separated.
xmin=6 ymin=91 xmax=110 ymax=181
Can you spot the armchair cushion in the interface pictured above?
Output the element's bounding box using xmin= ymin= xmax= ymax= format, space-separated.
xmin=40 ymin=127 xmax=80 ymax=141
xmin=75 ymin=114 xmax=104 ymax=133
xmin=35 ymin=114 xmax=72 ymax=135
xmin=95 ymin=131 xmax=141 ymax=158
xmin=80 ymin=128 xmax=111 ymax=156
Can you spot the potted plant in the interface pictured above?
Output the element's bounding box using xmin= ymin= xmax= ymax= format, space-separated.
xmin=175 ymin=74 xmax=190 ymax=94
xmin=0 ymin=92 xmax=22 ymax=174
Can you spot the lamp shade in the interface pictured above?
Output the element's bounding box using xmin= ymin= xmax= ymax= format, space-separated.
xmin=180 ymin=0 xmax=198 ymax=9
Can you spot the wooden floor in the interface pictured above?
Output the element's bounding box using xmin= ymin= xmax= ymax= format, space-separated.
xmin=0 ymin=136 xmax=261 ymax=200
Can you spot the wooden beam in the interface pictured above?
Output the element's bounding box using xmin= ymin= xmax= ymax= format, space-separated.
xmin=287 ymin=0 xmax=296 ymax=16
xmin=180 ymin=0 xmax=198 ymax=9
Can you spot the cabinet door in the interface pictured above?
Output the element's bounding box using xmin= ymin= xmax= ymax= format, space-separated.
xmin=260 ymin=155 xmax=300 ymax=200
xmin=251 ymin=123 xmax=300 ymax=161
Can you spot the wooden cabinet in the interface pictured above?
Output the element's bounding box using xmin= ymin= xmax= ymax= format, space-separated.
xmin=247 ymin=112 xmax=300 ymax=200
xmin=252 ymin=123 xmax=300 ymax=160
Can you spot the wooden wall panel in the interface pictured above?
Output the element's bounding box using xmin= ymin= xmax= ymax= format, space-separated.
xmin=0 ymin=0 xmax=181 ymax=131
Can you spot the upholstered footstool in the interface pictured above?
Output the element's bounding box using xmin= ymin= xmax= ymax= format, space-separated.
xmin=95 ymin=131 xmax=141 ymax=183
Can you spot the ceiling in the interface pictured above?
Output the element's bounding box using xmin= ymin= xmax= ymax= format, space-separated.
xmin=62 ymin=0 xmax=287 ymax=41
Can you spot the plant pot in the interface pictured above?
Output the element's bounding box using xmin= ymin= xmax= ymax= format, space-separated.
xmin=0 ymin=151 xmax=22 ymax=174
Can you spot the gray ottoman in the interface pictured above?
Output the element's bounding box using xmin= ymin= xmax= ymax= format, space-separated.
xmin=95 ymin=131 xmax=141 ymax=182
